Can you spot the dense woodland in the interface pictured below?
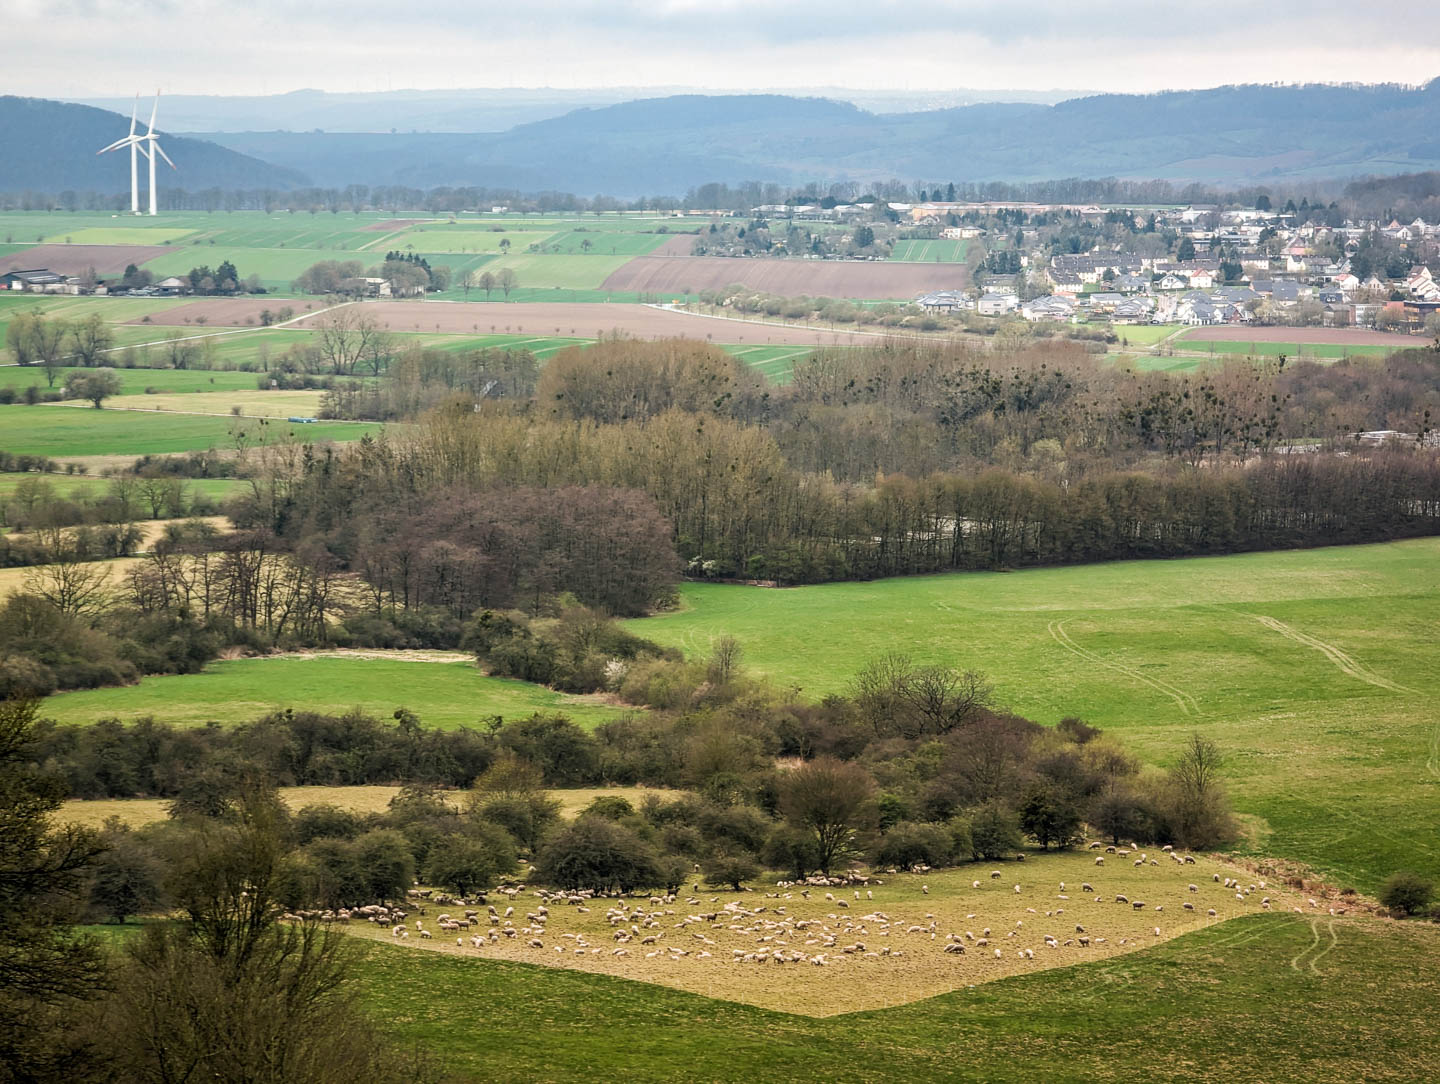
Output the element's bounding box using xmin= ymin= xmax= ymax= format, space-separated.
xmin=295 ymin=337 xmax=1440 ymax=585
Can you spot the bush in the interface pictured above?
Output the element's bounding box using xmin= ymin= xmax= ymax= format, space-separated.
xmin=536 ymin=816 xmax=660 ymax=893
xmin=703 ymin=850 xmax=759 ymax=890
xmin=969 ymin=803 xmax=1022 ymax=860
xmin=1380 ymin=871 xmax=1435 ymax=916
xmin=873 ymin=821 xmax=954 ymax=869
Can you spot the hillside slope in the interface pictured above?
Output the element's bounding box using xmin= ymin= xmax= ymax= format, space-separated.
xmin=0 ymin=97 xmax=308 ymax=193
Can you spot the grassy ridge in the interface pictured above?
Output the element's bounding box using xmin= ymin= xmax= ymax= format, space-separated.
xmin=352 ymin=914 xmax=1440 ymax=1081
xmin=627 ymin=540 xmax=1440 ymax=891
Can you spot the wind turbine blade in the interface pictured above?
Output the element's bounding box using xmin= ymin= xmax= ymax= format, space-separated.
xmin=98 ymin=137 xmax=133 ymax=154
xmin=154 ymin=142 xmax=177 ymax=170
xmin=129 ymin=94 xmax=137 ymax=136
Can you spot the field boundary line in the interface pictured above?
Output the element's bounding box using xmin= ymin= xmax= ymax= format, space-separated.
xmin=1237 ymin=611 xmax=1414 ymax=694
xmin=1047 ymin=619 xmax=1199 ymax=716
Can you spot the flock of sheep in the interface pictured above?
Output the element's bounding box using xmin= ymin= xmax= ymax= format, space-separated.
xmin=328 ymin=843 xmax=1340 ymax=999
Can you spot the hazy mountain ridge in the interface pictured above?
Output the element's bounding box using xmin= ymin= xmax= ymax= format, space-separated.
xmin=0 ymin=97 xmax=309 ymax=193
xmin=16 ymin=81 xmax=1440 ymax=196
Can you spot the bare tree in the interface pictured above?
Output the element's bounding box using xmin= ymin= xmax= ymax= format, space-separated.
xmin=24 ymin=526 xmax=112 ymax=616
xmin=69 ymin=313 xmax=115 ymax=367
xmin=316 ymin=307 xmax=381 ymax=376
xmin=778 ymin=757 xmax=874 ymax=875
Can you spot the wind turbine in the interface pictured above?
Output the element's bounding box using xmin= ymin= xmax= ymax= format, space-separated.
xmin=140 ymin=91 xmax=176 ymax=216
xmin=96 ymin=95 xmax=143 ymax=215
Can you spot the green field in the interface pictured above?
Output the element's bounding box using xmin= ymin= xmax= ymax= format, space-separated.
xmin=627 ymin=540 xmax=1440 ymax=892
xmin=890 ymin=238 xmax=972 ymax=263
xmin=0 ymin=471 xmax=245 ymax=502
xmin=721 ymin=343 xmax=815 ymax=381
xmin=0 ymin=364 xmax=272 ymax=395
xmin=385 ymin=229 xmax=556 ymax=254
xmin=0 ymin=403 xmax=379 ymax=458
xmin=39 ymin=227 xmax=199 ymax=246
xmin=1112 ymin=323 xmax=1183 ymax=346
xmin=41 ymin=654 xmax=624 ymax=729
xmin=1179 ymin=337 xmax=1397 ymax=359
xmin=349 ymin=913 xmax=1440 ymax=1081
xmin=138 ymin=246 xmax=340 ymax=290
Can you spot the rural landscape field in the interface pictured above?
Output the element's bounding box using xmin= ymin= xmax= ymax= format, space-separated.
xmin=6 ymin=24 xmax=1440 ymax=1082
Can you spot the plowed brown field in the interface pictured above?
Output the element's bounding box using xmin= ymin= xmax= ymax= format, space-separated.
xmin=291 ymin=301 xmax=882 ymax=345
xmin=0 ymin=244 xmax=176 ymax=276
xmin=602 ymin=255 xmax=968 ymax=299
xmin=124 ymin=298 xmax=321 ymax=326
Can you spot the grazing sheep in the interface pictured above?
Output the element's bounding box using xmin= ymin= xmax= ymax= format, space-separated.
xmin=1081 ymin=883 xmax=1093 ymax=893
xmin=990 ymin=871 xmax=1002 ymax=879
xmin=1095 ymin=857 xmax=1104 ymax=866
xmin=419 ymin=930 xmax=432 ymax=939
xmin=1207 ymin=909 xmax=1217 ymax=917
xmin=1014 ymin=885 xmax=1022 ymax=895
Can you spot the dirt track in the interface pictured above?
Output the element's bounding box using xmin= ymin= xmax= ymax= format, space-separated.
xmin=290 ymin=301 xmax=884 ymax=346
xmin=0 ymin=244 xmax=176 ymax=277
xmin=1180 ymin=326 xmax=1421 ymax=346
xmin=602 ymin=255 xmax=968 ymax=299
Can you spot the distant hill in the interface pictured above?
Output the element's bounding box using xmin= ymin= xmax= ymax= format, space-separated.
xmin=0 ymin=97 xmax=308 ymax=193
xmin=194 ymin=81 xmax=1440 ymax=195
xmin=62 ymin=86 xmax=1089 ymax=134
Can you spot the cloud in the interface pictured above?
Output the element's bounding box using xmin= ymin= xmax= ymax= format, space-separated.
xmin=8 ymin=2 xmax=1440 ymax=97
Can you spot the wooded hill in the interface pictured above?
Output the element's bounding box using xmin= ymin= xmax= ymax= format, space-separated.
xmin=199 ymin=81 xmax=1440 ymax=195
xmin=0 ymin=97 xmax=308 ymax=194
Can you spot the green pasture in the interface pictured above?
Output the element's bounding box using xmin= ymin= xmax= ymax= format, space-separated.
xmin=138 ymin=246 xmax=339 ymax=290
xmin=39 ymin=227 xmax=198 ymax=246
xmin=531 ymin=230 xmax=675 ymax=256
xmin=890 ymin=238 xmax=972 ymax=263
xmin=351 ymin=914 xmax=1440 ymax=1081
xmin=1179 ymin=337 xmax=1398 ymax=359
xmin=41 ymin=654 xmax=624 ymax=730
xmin=430 ymin=287 xmax=652 ymax=304
xmin=475 ymin=253 xmax=636 ymax=291
xmin=0 ymin=212 xmax=399 ymax=252
xmin=0 ymin=403 xmax=379 ymax=458
xmin=0 ymin=471 xmax=244 ymax=502
xmin=385 ymin=229 xmax=555 ymax=254
xmin=627 ymin=539 xmax=1440 ymax=891
xmin=0 ymin=364 xmax=268 ymax=395
xmin=1112 ymin=323 xmax=1182 ymax=346
xmin=721 ymin=343 xmax=814 ymax=382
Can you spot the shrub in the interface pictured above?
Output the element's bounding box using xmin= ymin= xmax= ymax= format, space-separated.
xmin=969 ymin=803 xmax=1022 ymax=860
xmin=703 ymin=850 xmax=759 ymax=890
xmin=536 ymin=816 xmax=660 ymax=893
xmin=1380 ymin=871 xmax=1435 ymax=916
xmin=873 ymin=821 xmax=953 ymax=869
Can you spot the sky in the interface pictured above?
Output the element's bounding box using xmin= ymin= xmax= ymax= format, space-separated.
xmin=12 ymin=0 xmax=1440 ymax=98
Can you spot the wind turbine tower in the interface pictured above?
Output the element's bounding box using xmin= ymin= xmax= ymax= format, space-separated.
xmin=141 ymin=91 xmax=176 ymax=216
xmin=96 ymin=96 xmax=144 ymax=214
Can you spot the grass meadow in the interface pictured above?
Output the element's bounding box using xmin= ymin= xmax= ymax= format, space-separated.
xmin=344 ymin=911 xmax=1440 ymax=1081
xmin=626 ymin=539 xmax=1440 ymax=892
xmin=1178 ymin=338 xmax=1394 ymax=359
xmin=0 ymin=403 xmax=379 ymax=458
xmin=40 ymin=653 xmax=626 ymax=730
xmin=0 ymin=471 xmax=245 ymax=501
xmin=890 ymin=238 xmax=973 ymax=263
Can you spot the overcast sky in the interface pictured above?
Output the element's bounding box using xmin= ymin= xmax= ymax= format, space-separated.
xmin=12 ymin=1 xmax=1440 ymax=98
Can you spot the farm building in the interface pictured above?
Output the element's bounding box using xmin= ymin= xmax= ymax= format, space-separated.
xmin=1 ymin=268 xmax=66 ymax=292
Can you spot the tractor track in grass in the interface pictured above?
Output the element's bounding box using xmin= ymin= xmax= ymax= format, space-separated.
xmin=1291 ymin=918 xmax=1340 ymax=975
xmin=1047 ymin=619 xmax=1199 ymax=716
xmin=1240 ymin=612 xmax=1414 ymax=694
